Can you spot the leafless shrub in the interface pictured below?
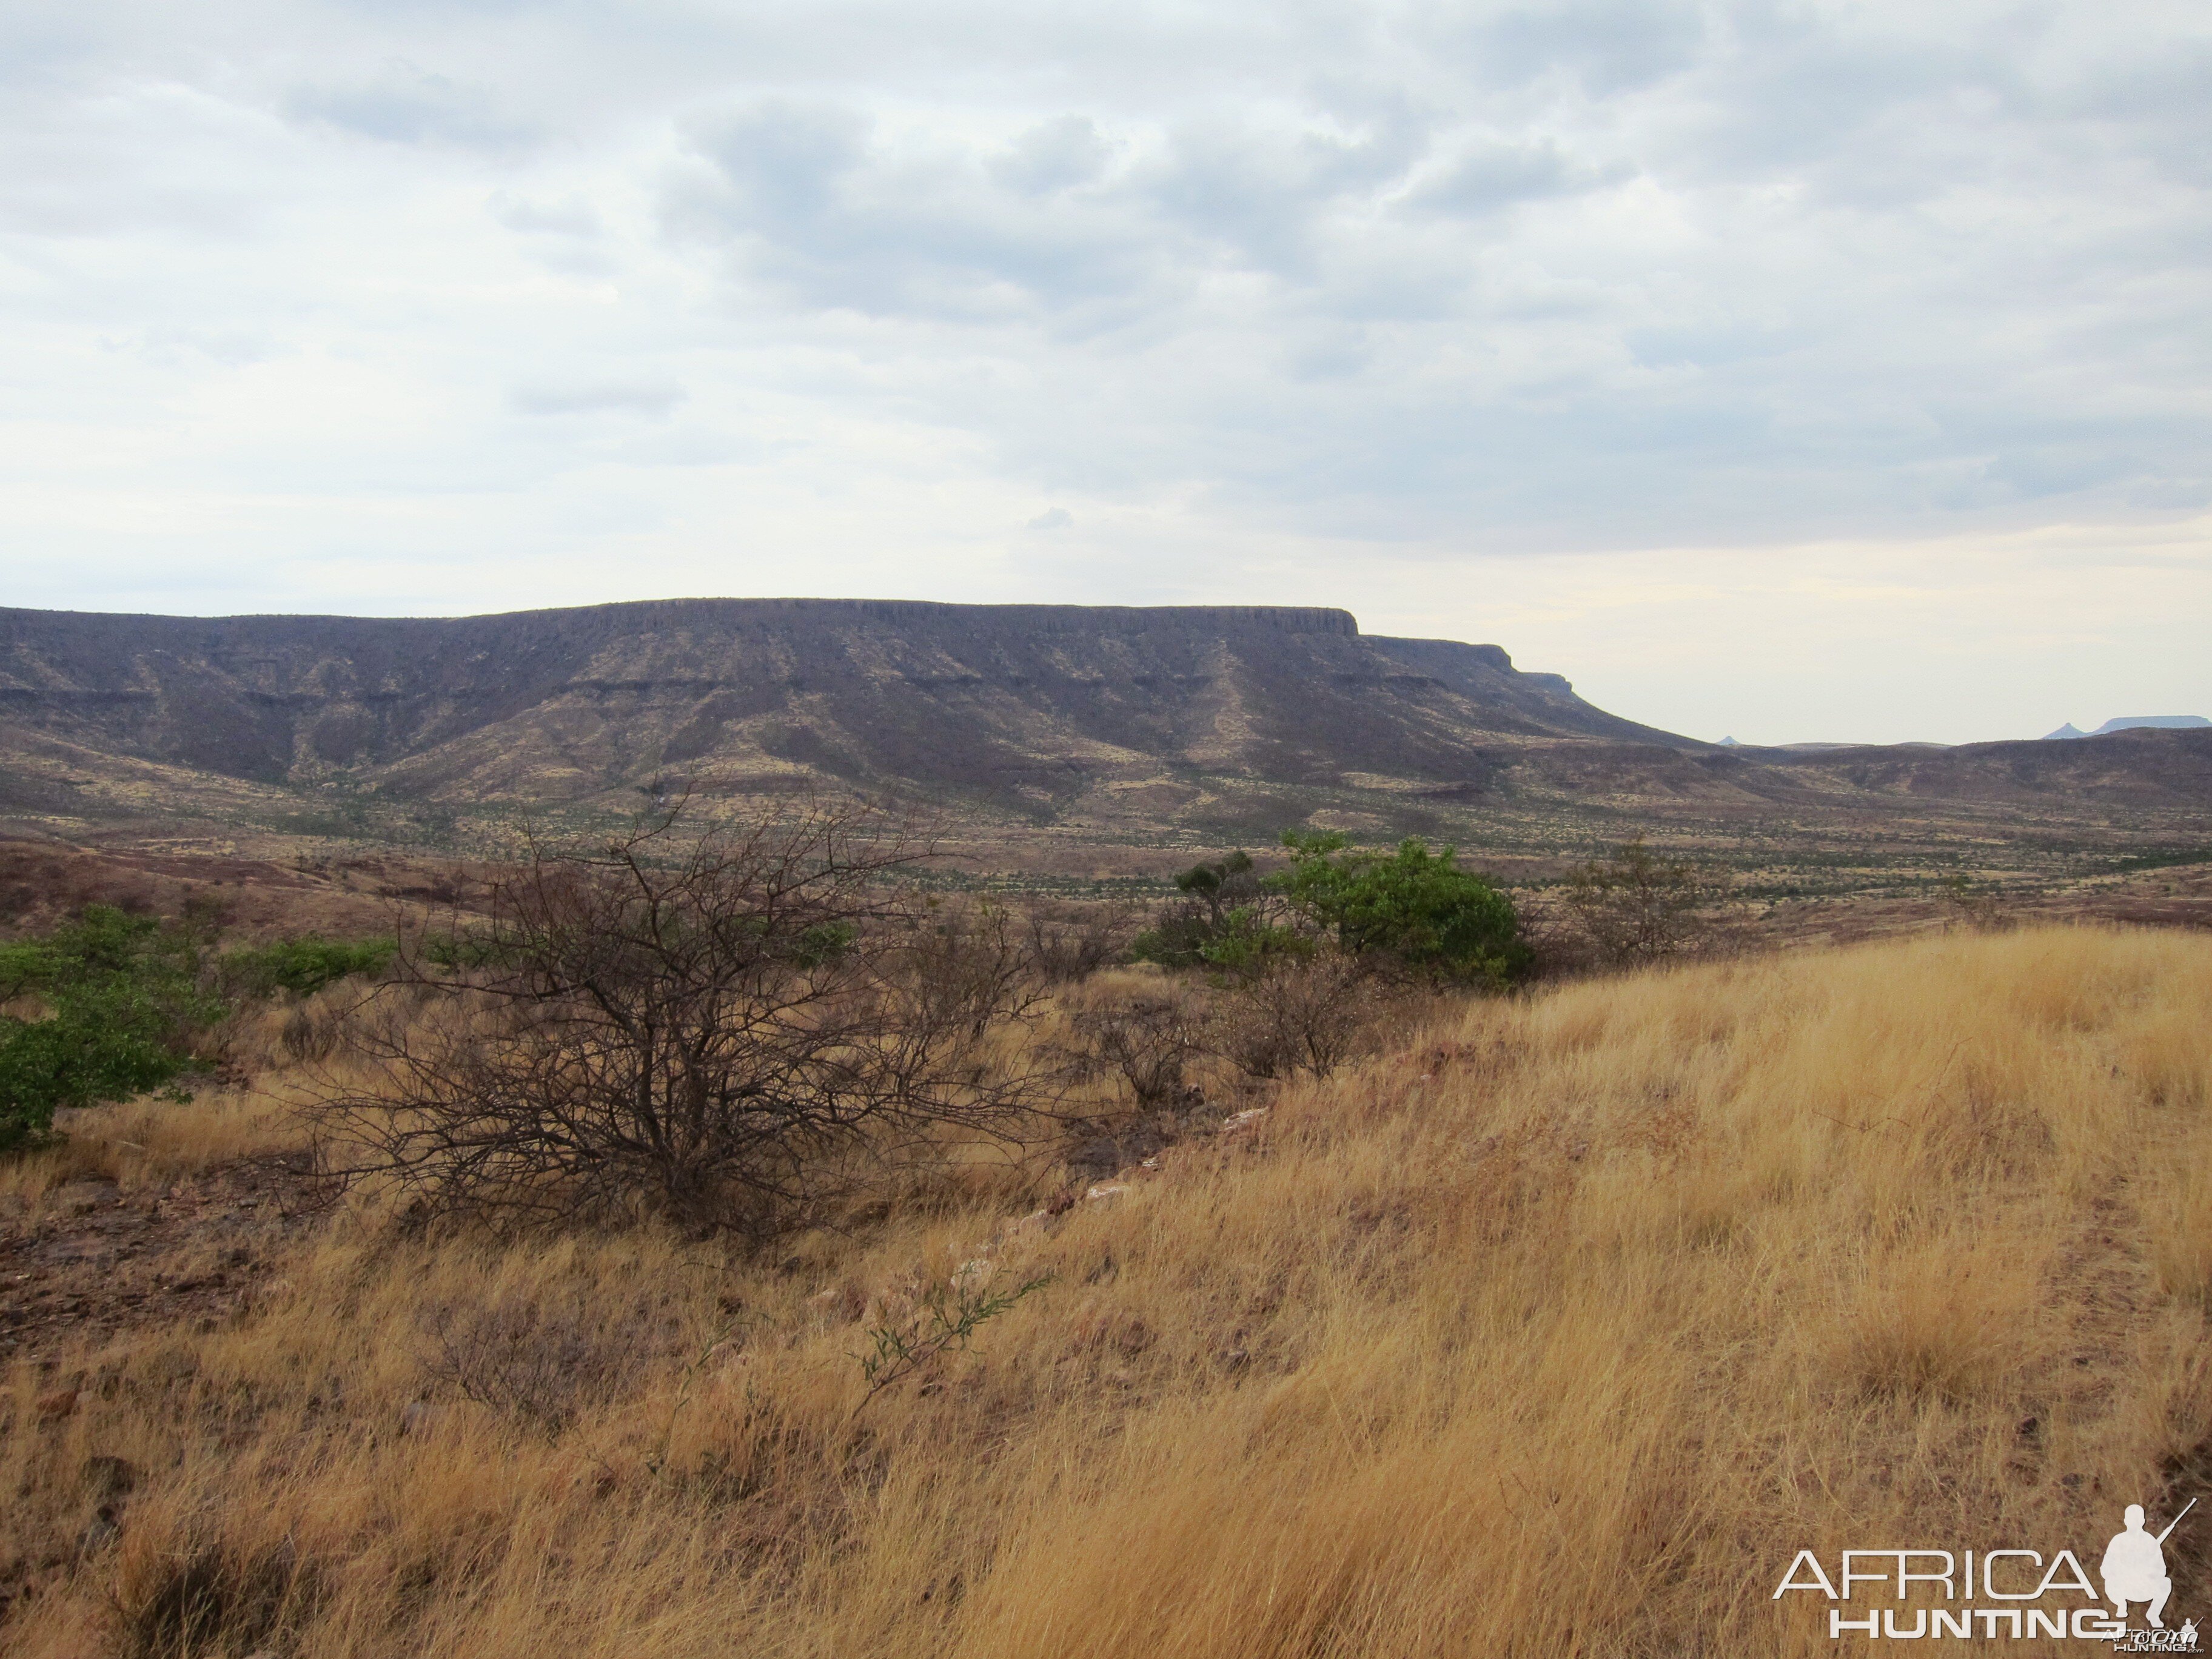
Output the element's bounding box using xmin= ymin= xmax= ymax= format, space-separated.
xmin=1021 ymin=899 xmax=1136 ymax=984
xmin=418 ymin=1286 xmax=664 ymax=1433
xmin=1064 ymin=993 xmax=1204 ymax=1111
xmin=905 ymin=897 xmax=1046 ymax=1039
xmin=1561 ymin=837 xmax=1715 ymax=967
xmin=1509 ymin=891 xmax=1601 ymax=981
xmin=1939 ymin=874 xmax=2016 ymax=932
xmin=303 ymin=797 xmax=1065 ymax=1237
xmin=280 ymin=1001 xmax=346 ymax=1064
xmin=1205 ymin=952 xmax=1378 ymax=1081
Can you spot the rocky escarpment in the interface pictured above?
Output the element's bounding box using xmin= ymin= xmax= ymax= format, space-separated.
xmin=0 ymin=599 xmax=1691 ymax=819
xmin=5 ymin=598 xmax=2208 ymax=841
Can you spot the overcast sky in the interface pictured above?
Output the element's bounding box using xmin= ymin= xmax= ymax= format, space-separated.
xmin=4 ymin=0 xmax=2207 ymax=744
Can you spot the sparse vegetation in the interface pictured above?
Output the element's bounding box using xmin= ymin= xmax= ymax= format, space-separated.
xmin=0 ymin=907 xmax=224 ymax=1151
xmin=7 ymin=784 xmax=2211 ymax=1659
xmin=1204 ymin=951 xmax=1379 ymax=1081
xmin=5 ymin=924 xmax=2210 ymax=1657
xmin=216 ymin=934 xmax=395 ymax=1001
xmin=305 ymin=801 xmax=1067 ymax=1236
xmin=1561 ymin=835 xmax=1712 ymax=966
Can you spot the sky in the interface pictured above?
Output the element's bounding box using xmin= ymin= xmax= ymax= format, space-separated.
xmin=2 ymin=0 xmax=2208 ymax=746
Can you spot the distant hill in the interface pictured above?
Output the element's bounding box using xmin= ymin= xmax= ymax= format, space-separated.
xmin=2 ymin=599 xmax=2208 ymax=844
xmin=2046 ymin=715 xmax=2209 ymax=740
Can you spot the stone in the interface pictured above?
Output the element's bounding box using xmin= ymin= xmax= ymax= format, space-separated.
xmin=35 ymin=1384 xmax=80 ymax=1423
xmin=78 ymin=1505 xmax=121 ymax=1553
xmin=82 ymin=1455 xmax=138 ymax=1499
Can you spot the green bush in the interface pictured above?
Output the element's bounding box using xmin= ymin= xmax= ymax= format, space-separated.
xmin=219 ymin=934 xmax=395 ymax=999
xmin=0 ymin=905 xmax=226 ymax=1151
xmin=1131 ymin=852 xmax=1286 ymax=970
xmin=1272 ymin=831 xmax=1527 ymax=986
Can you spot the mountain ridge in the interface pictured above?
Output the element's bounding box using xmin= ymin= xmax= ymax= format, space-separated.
xmin=2 ymin=598 xmax=2208 ymax=846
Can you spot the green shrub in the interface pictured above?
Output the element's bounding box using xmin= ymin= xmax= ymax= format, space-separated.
xmin=219 ymin=934 xmax=395 ymax=999
xmin=0 ymin=905 xmax=225 ymax=1151
xmin=1272 ymin=831 xmax=1527 ymax=986
xmin=1131 ymin=852 xmax=1297 ymax=970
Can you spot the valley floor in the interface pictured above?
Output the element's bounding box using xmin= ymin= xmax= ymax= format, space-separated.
xmin=5 ymin=925 xmax=2212 ymax=1656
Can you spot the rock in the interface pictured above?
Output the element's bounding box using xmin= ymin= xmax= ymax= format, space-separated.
xmin=78 ymin=1504 xmax=121 ymax=1553
xmin=397 ymin=1399 xmax=437 ymax=1437
xmin=82 ymin=1455 xmax=138 ymax=1499
xmin=1085 ymin=1183 xmax=1130 ymax=1202
xmin=35 ymin=1384 xmax=81 ymax=1423
xmin=1220 ymin=1108 xmax=1270 ymax=1136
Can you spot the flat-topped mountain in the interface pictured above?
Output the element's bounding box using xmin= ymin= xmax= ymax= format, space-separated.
xmin=2 ymin=598 xmax=2208 ymax=846
xmin=0 ymin=599 xmax=1688 ymax=824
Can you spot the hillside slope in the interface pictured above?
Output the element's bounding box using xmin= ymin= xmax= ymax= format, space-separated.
xmin=4 ymin=927 xmax=2210 ymax=1655
xmin=5 ymin=599 xmax=2207 ymax=863
xmin=0 ymin=600 xmax=1686 ymax=821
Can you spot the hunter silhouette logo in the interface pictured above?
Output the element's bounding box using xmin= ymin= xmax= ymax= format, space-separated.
xmin=1775 ymin=1500 xmax=2202 ymax=1645
xmin=2103 ymin=1501 xmax=2189 ymax=1630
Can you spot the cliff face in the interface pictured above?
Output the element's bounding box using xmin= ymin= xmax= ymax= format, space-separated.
xmin=6 ymin=599 xmax=2207 ymax=845
xmin=0 ymin=600 xmax=1691 ymax=819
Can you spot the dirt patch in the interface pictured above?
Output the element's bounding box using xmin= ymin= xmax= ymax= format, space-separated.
xmin=0 ymin=1153 xmax=321 ymax=1370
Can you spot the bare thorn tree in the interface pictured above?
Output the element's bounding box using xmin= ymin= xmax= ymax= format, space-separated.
xmin=306 ymin=797 xmax=1062 ymax=1236
xmin=1205 ymin=952 xmax=1378 ymax=1081
xmin=1561 ymin=837 xmax=1712 ymax=967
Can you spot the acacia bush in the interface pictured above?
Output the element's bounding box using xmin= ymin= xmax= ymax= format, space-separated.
xmin=1021 ymin=899 xmax=1137 ymax=984
xmin=1271 ymin=832 xmax=1527 ymax=985
xmin=1561 ymin=837 xmax=1712 ymax=966
xmin=1205 ymin=952 xmax=1379 ymax=1081
xmin=306 ymin=800 xmax=1066 ymax=1236
xmin=1131 ymin=851 xmax=1272 ymax=968
xmin=1063 ymin=991 xmax=1205 ymax=1112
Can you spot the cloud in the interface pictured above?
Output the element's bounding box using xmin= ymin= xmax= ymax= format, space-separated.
xmin=1407 ymin=138 xmax=1630 ymax=215
xmin=509 ymin=381 xmax=688 ymax=418
xmin=990 ymin=116 xmax=1114 ymax=195
xmin=283 ymin=61 xmax=533 ymax=150
xmin=668 ymin=99 xmax=1171 ymax=320
xmin=1026 ymin=506 xmax=1073 ymax=531
xmin=1 ymin=0 xmax=2206 ymax=740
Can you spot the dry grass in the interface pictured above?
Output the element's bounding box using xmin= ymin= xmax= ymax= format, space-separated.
xmin=6 ymin=924 xmax=2212 ymax=1655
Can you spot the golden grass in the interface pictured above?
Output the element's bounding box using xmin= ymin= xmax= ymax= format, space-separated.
xmin=6 ymin=923 xmax=2212 ymax=1656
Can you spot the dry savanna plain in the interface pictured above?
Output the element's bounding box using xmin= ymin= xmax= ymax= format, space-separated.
xmin=0 ymin=821 xmax=2209 ymax=1657
xmin=1 ymin=619 xmax=2210 ymax=1658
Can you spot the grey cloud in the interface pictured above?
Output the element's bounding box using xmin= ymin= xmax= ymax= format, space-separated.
xmin=1409 ymin=138 xmax=1629 ymax=214
xmin=1137 ymin=117 xmax=1427 ymax=275
xmin=284 ymin=61 xmax=534 ymax=149
xmin=1025 ymin=506 xmax=1073 ymax=530
xmin=990 ymin=116 xmax=1114 ymax=195
xmin=1441 ymin=0 xmax=1709 ymax=92
xmin=4 ymin=0 xmax=2209 ymax=611
xmin=671 ymin=101 xmax=1170 ymax=320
